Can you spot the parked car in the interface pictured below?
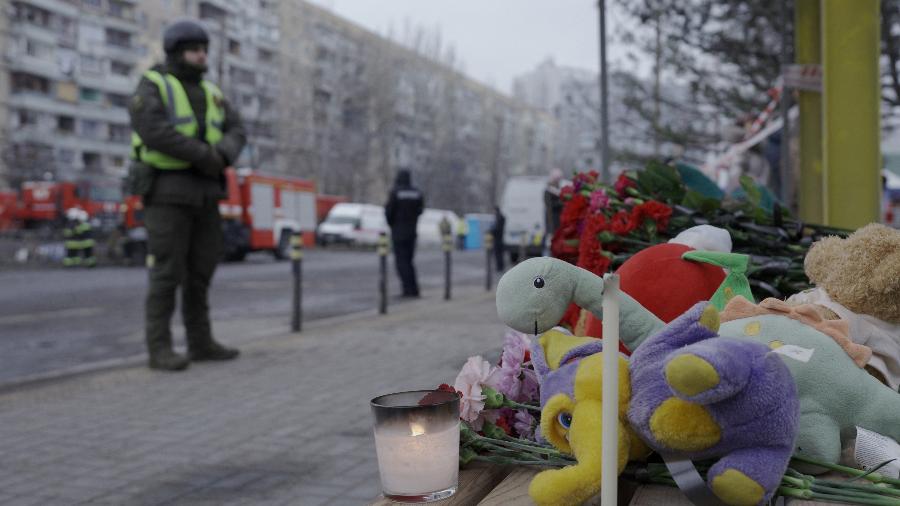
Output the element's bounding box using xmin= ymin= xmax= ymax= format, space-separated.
xmin=316 ymin=203 xmax=388 ymax=246
xmin=416 ymin=208 xmax=460 ymax=247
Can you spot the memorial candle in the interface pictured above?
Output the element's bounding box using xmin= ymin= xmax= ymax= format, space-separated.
xmin=371 ymin=390 xmax=460 ymax=503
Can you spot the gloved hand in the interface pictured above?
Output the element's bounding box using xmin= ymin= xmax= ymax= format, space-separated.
xmin=194 ymin=146 xmax=227 ymax=179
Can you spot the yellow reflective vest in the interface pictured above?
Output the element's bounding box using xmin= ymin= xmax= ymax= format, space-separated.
xmin=131 ymin=70 xmax=225 ymax=169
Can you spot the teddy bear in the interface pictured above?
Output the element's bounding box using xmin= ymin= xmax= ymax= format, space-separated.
xmin=786 ymin=223 xmax=900 ymax=391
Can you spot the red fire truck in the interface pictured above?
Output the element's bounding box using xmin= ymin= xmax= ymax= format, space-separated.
xmin=123 ymin=168 xmax=321 ymax=262
xmin=219 ymin=168 xmax=318 ymax=261
xmin=14 ymin=180 xmax=121 ymax=230
xmin=0 ymin=190 xmax=18 ymax=231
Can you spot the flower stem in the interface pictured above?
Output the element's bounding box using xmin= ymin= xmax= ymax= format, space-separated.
xmin=791 ymin=455 xmax=900 ymax=487
xmin=503 ymin=400 xmax=542 ymax=412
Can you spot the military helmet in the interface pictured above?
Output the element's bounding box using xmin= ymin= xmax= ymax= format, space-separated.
xmin=163 ymin=19 xmax=209 ymax=54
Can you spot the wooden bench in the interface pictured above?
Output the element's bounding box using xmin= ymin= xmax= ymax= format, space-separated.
xmin=370 ymin=463 xmax=841 ymax=505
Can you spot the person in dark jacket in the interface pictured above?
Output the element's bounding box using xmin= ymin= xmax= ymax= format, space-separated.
xmin=385 ymin=170 xmax=424 ymax=298
xmin=129 ymin=19 xmax=246 ymax=371
xmin=491 ymin=206 xmax=506 ymax=272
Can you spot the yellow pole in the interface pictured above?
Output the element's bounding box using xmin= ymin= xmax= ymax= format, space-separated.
xmin=821 ymin=0 xmax=881 ymax=229
xmin=795 ymin=0 xmax=823 ymax=224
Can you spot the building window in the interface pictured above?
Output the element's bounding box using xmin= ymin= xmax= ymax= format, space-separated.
xmin=229 ymin=67 xmax=255 ymax=86
xmin=80 ymin=56 xmax=103 ymax=76
xmin=105 ymin=28 xmax=131 ymax=48
xmin=107 ymin=0 xmax=134 ymax=20
xmin=82 ymin=152 xmax=103 ymax=173
xmin=57 ymin=149 xmax=75 ymax=165
xmin=199 ymin=2 xmax=227 ymax=23
xmin=17 ymin=109 xmax=39 ymax=127
xmin=110 ymin=156 xmax=125 ymax=168
xmin=82 ymin=0 xmax=102 ymax=9
xmin=80 ymin=120 xmax=103 ymax=139
xmin=57 ymin=16 xmax=77 ymax=46
xmin=228 ymin=39 xmax=241 ymax=56
xmin=58 ymin=116 xmax=75 ymax=133
xmin=107 ymin=93 xmax=129 ymax=108
xmin=13 ymin=3 xmax=51 ymax=28
xmin=80 ymin=88 xmax=101 ymax=103
xmin=10 ymin=72 xmax=50 ymax=94
xmin=258 ymin=48 xmax=274 ymax=62
xmin=109 ymin=124 xmax=130 ymax=142
xmin=110 ymin=60 xmax=132 ymax=76
xmin=24 ymin=39 xmax=54 ymax=61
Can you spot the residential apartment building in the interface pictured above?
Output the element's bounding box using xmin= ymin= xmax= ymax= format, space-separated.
xmin=1 ymin=0 xmax=556 ymax=214
xmin=282 ymin=2 xmax=556 ymax=212
xmin=2 ymin=0 xmax=141 ymax=188
xmin=514 ymin=58 xmax=718 ymax=173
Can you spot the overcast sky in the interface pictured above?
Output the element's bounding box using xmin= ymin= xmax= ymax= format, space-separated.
xmin=306 ymin=0 xmax=638 ymax=94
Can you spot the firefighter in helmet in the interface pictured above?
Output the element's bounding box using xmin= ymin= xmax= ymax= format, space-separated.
xmin=129 ymin=18 xmax=246 ymax=371
xmin=62 ymin=208 xmax=95 ymax=268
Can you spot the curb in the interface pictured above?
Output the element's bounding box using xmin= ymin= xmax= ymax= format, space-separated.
xmin=0 ymin=285 xmax=496 ymax=394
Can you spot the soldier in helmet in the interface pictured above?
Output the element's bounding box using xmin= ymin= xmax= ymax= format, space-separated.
xmin=129 ymin=18 xmax=246 ymax=371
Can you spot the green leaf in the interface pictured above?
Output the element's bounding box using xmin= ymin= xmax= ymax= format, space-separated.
xmin=739 ymin=175 xmax=762 ymax=206
xmin=681 ymin=189 xmax=722 ymax=215
xmin=636 ymin=162 xmax=685 ymax=202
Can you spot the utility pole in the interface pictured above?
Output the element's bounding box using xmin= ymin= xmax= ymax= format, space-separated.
xmin=778 ymin=0 xmax=793 ymax=208
xmin=597 ymin=0 xmax=610 ymax=182
xmin=653 ymin=7 xmax=662 ymax=158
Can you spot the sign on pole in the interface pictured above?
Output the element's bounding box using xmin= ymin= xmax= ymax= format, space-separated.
xmin=783 ymin=64 xmax=822 ymax=92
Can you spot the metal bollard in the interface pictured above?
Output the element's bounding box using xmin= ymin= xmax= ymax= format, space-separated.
xmin=377 ymin=231 xmax=388 ymax=314
xmin=291 ymin=232 xmax=303 ymax=332
xmin=518 ymin=234 xmax=527 ymax=265
xmin=442 ymin=233 xmax=452 ymax=300
xmin=484 ymin=233 xmax=493 ymax=291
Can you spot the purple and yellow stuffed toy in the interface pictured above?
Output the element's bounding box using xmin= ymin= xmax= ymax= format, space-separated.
xmin=628 ymin=301 xmax=800 ymax=506
xmin=528 ymin=330 xmax=650 ymax=506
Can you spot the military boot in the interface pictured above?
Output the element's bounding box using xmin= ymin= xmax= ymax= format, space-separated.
xmin=148 ymin=349 xmax=190 ymax=371
xmin=190 ymin=341 xmax=240 ymax=362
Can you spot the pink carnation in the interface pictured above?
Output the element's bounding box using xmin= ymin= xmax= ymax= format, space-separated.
xmin=453 ymin=356 xmax=497 ymax=430
xmin=588 ymin=189 xmax=610 ymax=213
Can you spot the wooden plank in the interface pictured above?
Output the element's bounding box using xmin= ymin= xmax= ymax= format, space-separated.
xmin=478 ymin=467 xmax=538 ymax=505
xmin=368 ymin=463 xmax=512 ymax=505
xmin=478 ymin=467 xmax=640 ymax=505
xmin=628 ymin=484 xmax=694 ymax=505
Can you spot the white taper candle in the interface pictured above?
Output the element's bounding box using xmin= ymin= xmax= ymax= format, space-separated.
xmin=601 ymin=273 xmax=620 ymax=504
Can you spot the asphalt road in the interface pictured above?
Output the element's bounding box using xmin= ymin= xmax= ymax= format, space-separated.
xmin=0 ymin=246 xmax=493 ymax=386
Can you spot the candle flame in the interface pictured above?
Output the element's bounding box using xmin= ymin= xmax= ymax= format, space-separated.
xmin=409 ymin=422 xmax=426 ymax=436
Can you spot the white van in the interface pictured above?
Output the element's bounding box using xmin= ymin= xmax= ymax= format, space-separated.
xmin=416 ymin=209 xmax=461 ymax=247
xmin=316 ymin=203 xmax=388 ymax=246
xmin=500 ymin=175 xmax=548 ymax=263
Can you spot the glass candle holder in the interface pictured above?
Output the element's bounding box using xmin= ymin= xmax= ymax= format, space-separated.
xmin=371 ymin=390 xmax=460 ymax=503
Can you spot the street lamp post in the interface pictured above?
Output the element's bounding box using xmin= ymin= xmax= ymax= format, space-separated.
xmin=597 ymin=0 xmax=610 ymax=183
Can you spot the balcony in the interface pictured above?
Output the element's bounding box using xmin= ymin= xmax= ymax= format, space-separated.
xmin=77 ymin=73 xmax=136 ymax=96
xmin=6 ymin=56 xmax=62 ymax=82
xmin=7 ymin=94 xmax=130 ymax=124
xmin=97 ymin=43 xmax=143 ymax=64
xmin=15 ymin=0 xmax=79 ymax=18
xmin=8 ymin=20 xmax=61 ymax=47
xmin=9 ymin=127 xmax=132 ymax=156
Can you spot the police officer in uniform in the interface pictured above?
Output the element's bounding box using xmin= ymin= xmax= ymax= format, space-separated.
xmin=385 ymin=170 xmax=424 ymax=298
xmin=129 ymin=19 xmax=246 ymax=371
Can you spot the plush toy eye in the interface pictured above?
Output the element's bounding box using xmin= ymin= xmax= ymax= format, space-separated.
xmin=557 ymin=412 xmax=572 ymax=429
xmin=533 ymin=276 xmax=545 ymax=289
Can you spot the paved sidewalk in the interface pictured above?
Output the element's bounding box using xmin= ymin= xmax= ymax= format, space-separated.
xmin=0 ymin=286 xmax=507 ymax=506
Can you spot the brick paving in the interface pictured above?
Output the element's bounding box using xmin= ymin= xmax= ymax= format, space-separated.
xmin=0 ymin=286 xmax=506 ymax=505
